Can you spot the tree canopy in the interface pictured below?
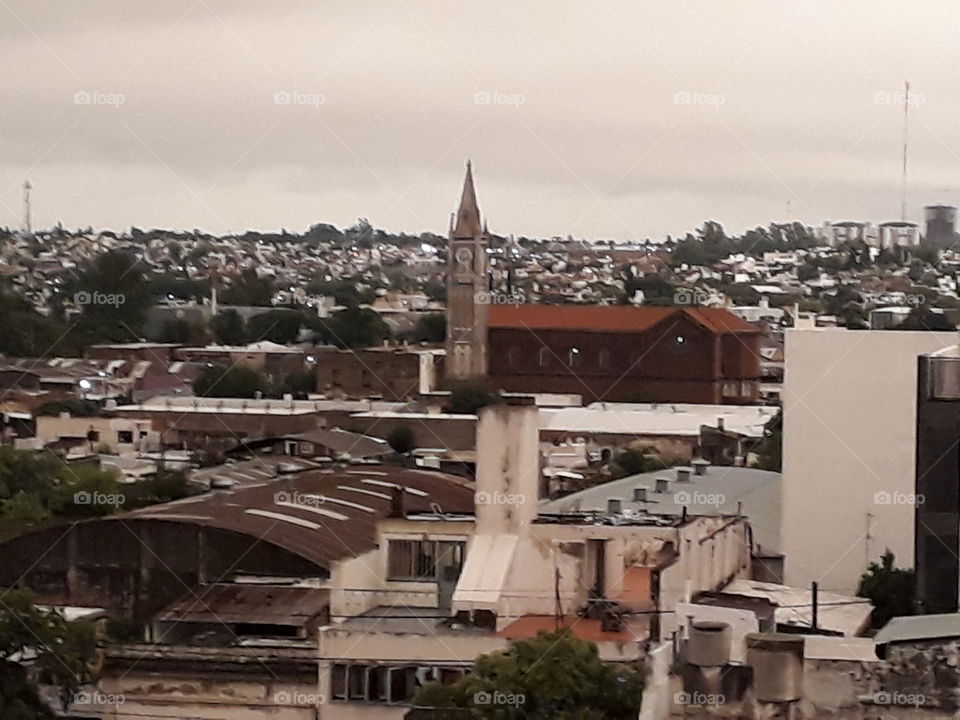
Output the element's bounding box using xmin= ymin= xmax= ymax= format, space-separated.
xmin=413 ymin=630 xmax=645 ymax=720
xmin=0 ymin=586 xmax=97 ymax=718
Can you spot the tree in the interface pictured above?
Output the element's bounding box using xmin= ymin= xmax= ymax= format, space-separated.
xmin=0 ymin=586 xmax=97 ymax=717
xmin=611 ymin=447 xmax=650 ymax=478
xmin=211 ymin=310 xmax=246 ymax=345
xmin=414 ymin=630 xmax=644 ymax=719
xmin=158 ymin=317 xmax=208 ymax=344
xmin=311 ymin=305 xmax=390 ymax=349
xmin=67 ymin=250 xmax=152 ymax=347
xmin=409 ymin=313 xmax=446 ymax=343
xmin=245 ymin=310 xmax=303 ymax=344
xmin=193 ymin=364 xmax=267 ymax=399
xmin=857 ymin=550 xmax=914 ymax=628
xmin=447 ymin=381 xmax=502 ymax=415
xmin=387 ymin=425 xmax=416 ymax=454
xmin=755 ymin=409 xmax=782 ymax=471
xmin=0 ymin=291 xmax=72 ymax=358
xmin=219 ymin=270 xmax=274 ymax=306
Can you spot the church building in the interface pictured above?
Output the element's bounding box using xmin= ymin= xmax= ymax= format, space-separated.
xmin=444 ymin=163 xmax=762 ymax=404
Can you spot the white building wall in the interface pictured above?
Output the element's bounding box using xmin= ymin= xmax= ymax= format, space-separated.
xmin=781 ymin=329 xmax=955 ymax=593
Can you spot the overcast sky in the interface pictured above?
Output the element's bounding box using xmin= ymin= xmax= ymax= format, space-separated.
xmin=2 ymin=1 xmax=960 ymax=241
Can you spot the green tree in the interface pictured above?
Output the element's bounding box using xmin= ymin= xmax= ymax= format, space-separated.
xmin=67 ymin=250 xmax=152 ymax=347
xmin=49 ymin=464 xmax=125 ymax=518
xmin=211 ymin=310 xmax=246 ymax=345
xmin=219 ymin=270 xmax=274 ymax=306
xmin=158 ymin=317 xmax=208 ymax=344
xmin=0 ymin=586 xmax=97 ymax=717
xmin=409 ymin=313 xmax=446 ymax=343
xmin=245 ymin=310 xmax=303 ymax=344
xmin=0 ymin=291 xmax=72 ymax=357
xmin=755 ymin=410 xmax=782 ymax=472
xmin=311 ymin=305 xmax=390 ymax=349
xmin=193 ymin=364 xmax=267 ymax=398
xmin=387 ymin=425 xmax=416 ymax=454
xmin=414 ymin=631 xmax=644 ymax=719
xmin=857 ymin=550 xmax=915 ymax=628
xmin=611 ymin=447 xmax=650 ymax=478
xmin=447 ymin=381 xmax=502 ymax=415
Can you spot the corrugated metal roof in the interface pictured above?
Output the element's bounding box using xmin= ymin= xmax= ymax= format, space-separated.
xmin=157 ymin=584 xmax=330 ymax=625
xmin=116 ymin=466 xmax=475 ymax=571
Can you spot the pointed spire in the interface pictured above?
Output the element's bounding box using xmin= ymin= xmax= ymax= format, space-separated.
xmin=452 ymin=160 xmax=483 ymax=238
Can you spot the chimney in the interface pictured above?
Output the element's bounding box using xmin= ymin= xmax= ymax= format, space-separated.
xmin=716 ymin=417 xmax=725 ymax=431
xmin=633 ymin=487 xmax=648 ymax=502
xmin=692 ymin=458 xmax=710 ymax=476
xmin=607 ymin=498 xmax=623 ymax=515
xmin=475 ymin=397 xmax=539 ymax=535
xmin=676 ymin=467 xmax=692 ymax=482
xmin=655 ymin=476 xmax=672 ymax=493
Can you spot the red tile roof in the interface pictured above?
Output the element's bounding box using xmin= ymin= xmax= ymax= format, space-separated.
xmin=488 ymin=304 xmax=759 ymax=334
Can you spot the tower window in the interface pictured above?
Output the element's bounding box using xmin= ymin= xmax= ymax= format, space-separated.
xmin=508 ymin=347 xmax=521 ymax=366
xmin=538 ymin=347 xmax=550 ymax=367
xmin=569 ymin=347 xmax=581 ymax=368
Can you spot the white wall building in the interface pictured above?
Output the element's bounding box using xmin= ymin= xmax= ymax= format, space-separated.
xmin=781 ymin=328 xmax=955 ymax=593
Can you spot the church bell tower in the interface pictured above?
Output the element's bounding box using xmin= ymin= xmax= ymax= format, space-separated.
xmin=445 ymin=161 xmax=490 ymax=380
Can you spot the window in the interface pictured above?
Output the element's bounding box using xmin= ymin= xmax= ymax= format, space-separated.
xmin=598 ymin=348 xmax=611 ymax=369
xmin=538 ymin=347 xmax=550 ymax=367
xmin=117 ymin=430 xmax=134 ymax=444
xmin=331 ymin=664 xmax=348 ymax=701
xmin=387 ymin=539 xmax=465 ymax=581
xmin=331 ymin=663 xmax=466 ymax=705
xmin=508 ymin=347 xmax=521 ymax=366
xmin=568 ymin=347 xmax=581 ymax=368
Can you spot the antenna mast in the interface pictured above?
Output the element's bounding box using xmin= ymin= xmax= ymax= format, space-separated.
xmin=901 ymin=81 xmax=910 ymax=222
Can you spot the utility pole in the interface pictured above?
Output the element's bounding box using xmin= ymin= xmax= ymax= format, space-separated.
xmin=22 ymin=180 xmax=32 ymax=234
xmin=901 ymin=81 xmax=910 ymax=222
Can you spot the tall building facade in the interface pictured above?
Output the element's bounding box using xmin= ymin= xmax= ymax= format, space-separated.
xmin=445 ymin=161 xmax=490 ymax=379
xmin=916 ymin=345 xmax=960 ymax=613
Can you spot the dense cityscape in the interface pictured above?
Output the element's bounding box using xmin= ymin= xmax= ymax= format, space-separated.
xmin=5 ymin=3 xmax=960 ymax=720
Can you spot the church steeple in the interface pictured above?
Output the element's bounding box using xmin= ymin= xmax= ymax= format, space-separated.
xmin=445 ymin=160 xmax=490 ymax=381
xmin=452 ymin=160 xmax=483 ymax=238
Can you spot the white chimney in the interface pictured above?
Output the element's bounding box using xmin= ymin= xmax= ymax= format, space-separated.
xmin=607 ymin=498 xmax=623 ymax=514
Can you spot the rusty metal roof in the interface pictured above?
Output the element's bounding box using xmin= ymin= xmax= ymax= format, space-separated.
xmin=156 ymin=584 xmax=330 ymax=625
xmin=117 ymin=465 xmax=475 ymax=571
